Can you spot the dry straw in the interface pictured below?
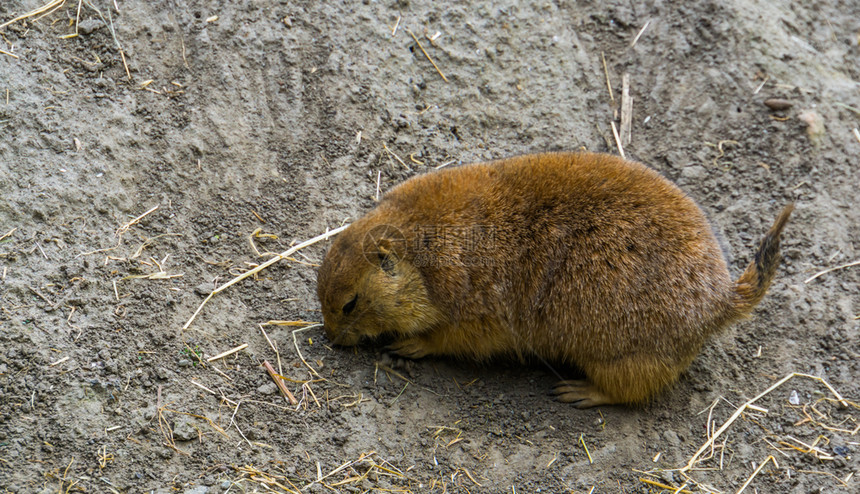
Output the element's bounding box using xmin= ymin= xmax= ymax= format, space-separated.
xmin=182 ymin=225 xmax=348 ymax=329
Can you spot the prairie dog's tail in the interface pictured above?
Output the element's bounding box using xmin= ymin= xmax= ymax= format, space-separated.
xmin=733 ymin=204 xmax=794 ymax=314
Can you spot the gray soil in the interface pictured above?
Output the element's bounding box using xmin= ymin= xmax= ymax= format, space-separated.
xmin=1 ymin=0 xmax=858 ymax=492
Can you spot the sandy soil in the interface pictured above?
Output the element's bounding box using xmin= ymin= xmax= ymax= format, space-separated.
xmin=1 ymin=0 xmax=858 ymax=492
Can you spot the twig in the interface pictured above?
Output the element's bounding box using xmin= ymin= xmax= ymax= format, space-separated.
xmin=601 ymin=52 xmax=614 ymax=102
xmin=0 ymin=0 xmax=65 ymax=30
xmin=189 ymin=379 xmax=216 ymax=395
xmin=29 ymin=286 xmax=57 ymax=307
xmin=383 ymin=143 xmax=411 ymax=170
xmin=681 ymin=373 xmax=848 ymax=472
xmin=263 ymin=360 xmax=298 ymax=405
xmin=579 ymin=434 xmax=593 ymax=464
xmin=206 ymin=343 xmax=248 ymax=362
xmin=736 ymin=456 xmax=777 ymax=494
xmin=84 ymin=0 xmax=130 ymax=80
xmin=638 ymin=478 xmax=694 ymax=494
xmin=629 ymin=19 xmax=651 ymax=47
xmin=611 ymin=121 xmax=625 ymax=159
xmin=292 ymin=324 xmax=323 ymax=379
xmin=804 ymin=259 xmax=860 ymax=283
xmin=753 ymin=76 xmax=769 ymax=95
xmin=229 ymin=401 xmax=254 ymax=448
xmin=183 ymin=225 xmax=348 ymax=329
xmin=116 ymin=205 xmax=158 ymax=238
xmin=407 ymin=28 xmax=448 ymax=82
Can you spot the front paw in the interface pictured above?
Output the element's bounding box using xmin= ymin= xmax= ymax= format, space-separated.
xmin=386 ymin=337 xmax=431 ymax=359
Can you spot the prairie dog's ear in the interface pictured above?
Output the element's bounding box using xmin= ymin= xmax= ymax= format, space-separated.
xmin=376 ymin=237 xmax=393 ymax=255
xmin=361 ymin=224 xmax=406 ymax=276
xmin=376 ymin=239 xmax=398 ymax=275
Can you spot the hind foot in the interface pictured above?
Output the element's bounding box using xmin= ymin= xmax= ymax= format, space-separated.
xmin=552 ymin=380 xmax=615 ymax=408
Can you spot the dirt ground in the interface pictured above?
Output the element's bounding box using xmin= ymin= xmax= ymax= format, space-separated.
xmin=1 ymin=0 xmax=858 ymax=492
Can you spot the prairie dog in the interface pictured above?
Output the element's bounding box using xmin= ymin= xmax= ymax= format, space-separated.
xmin=316 ymin=152 xmax=793 ymax=407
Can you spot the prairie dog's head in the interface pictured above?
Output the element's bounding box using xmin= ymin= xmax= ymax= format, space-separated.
xmin=317 ymin=218 xmax=442 ymax=346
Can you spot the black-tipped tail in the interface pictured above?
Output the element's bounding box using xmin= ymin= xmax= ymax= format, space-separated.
xmin=733 ymin=204 xmax=794 ymax=313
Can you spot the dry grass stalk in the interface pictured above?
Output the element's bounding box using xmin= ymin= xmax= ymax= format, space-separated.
xmin=124 ymin=271 xmax=183 ymax=280
xmin=236 ymin=465 xmax=302 ymax=493
xmin=435 ymin=158 xmax=458 ymax=169
xmin=82 ymin=0 xmax=130 ymax=80
xmin=0 ymin=0 xmax=65 ymax=29
xmin=156 ymin=386 xmax=191 ymax=456
xmin=97 ymin=444 xmax=114 ymax=469
xmin=703 ymin=139 xmax=738 ymax=168
xmin=601 ymin=52 xmax=614 ymax=102
xmin=804 ymin=258 xmax=860 ymax=283
xmin=579 ymin=433 xmax=593 ymax=464
xmin=59 ymin=458 xmax=76 ymax=494
xmin=259 ymin=323 xmax=284 ymax=384
xmin=376 ymin=361 xmax=412 ymax=384
xmin=206 ymin=343 xmax=248 ymax=362
xmin=611 ymin=121 xmax=625 ymax=159
xmin=161 ymin=407 xmax=229 ymax=439
xmin=228 ymin=400 xmax=254 ymax=448
xmin=183 ymin=224 xmax=348 ymax=329
xmin=796 ymin=469 xmax=851 ymax=487
xmin=291 ymin=324 xmax=324 ymax=379
xmin=753 ymin=75 xmax=769 ymax=94
xmin=804 ymin=398 xmax=860 ymax=434
xmin=407 ymin=28 xmax=448 ymax=82
xmin=681 ymin=373 xmax=850 ymax=473
xmin=116 ymin=205 xmax=158 ymax=238
xmin=383 ymin=142 xmax=411 ymax=170
xmin=735 ymin=455 xmax=777 ymax=493
xmin=129 ymin=233 xmax=181 ymax=259
xmin=630 ymin=19 xmax=651 ymax=47
xmin=188 ymin=379 xmax=216 ymax=395
xmin=263 ymin=320 xmax=316 ymax=327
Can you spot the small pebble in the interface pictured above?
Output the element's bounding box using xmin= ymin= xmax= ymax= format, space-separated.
xmin=764 ymin=98 xmax=793 ymax=111
xmin=789 ymin=389 xmax=800 ymax=405
xmin=77 ymin=19 xmax=105 ymax=35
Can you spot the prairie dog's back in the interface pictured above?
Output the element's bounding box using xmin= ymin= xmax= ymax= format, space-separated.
xmin=380 ymin=153 xmax=735 ymax=361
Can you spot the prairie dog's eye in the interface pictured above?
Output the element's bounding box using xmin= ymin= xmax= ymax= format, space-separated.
xmin=342 ymin=295 xmax=358 ymax=315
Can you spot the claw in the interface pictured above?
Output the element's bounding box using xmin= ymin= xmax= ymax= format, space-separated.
xmin=552 ymin=380 xmax=613 ymax=408
xmin=378 ymin=352 xmax=416 ymax=377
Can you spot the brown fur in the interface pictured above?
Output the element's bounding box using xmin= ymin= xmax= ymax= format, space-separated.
xmin=316 ymin=152 xmax=793 ymax=407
